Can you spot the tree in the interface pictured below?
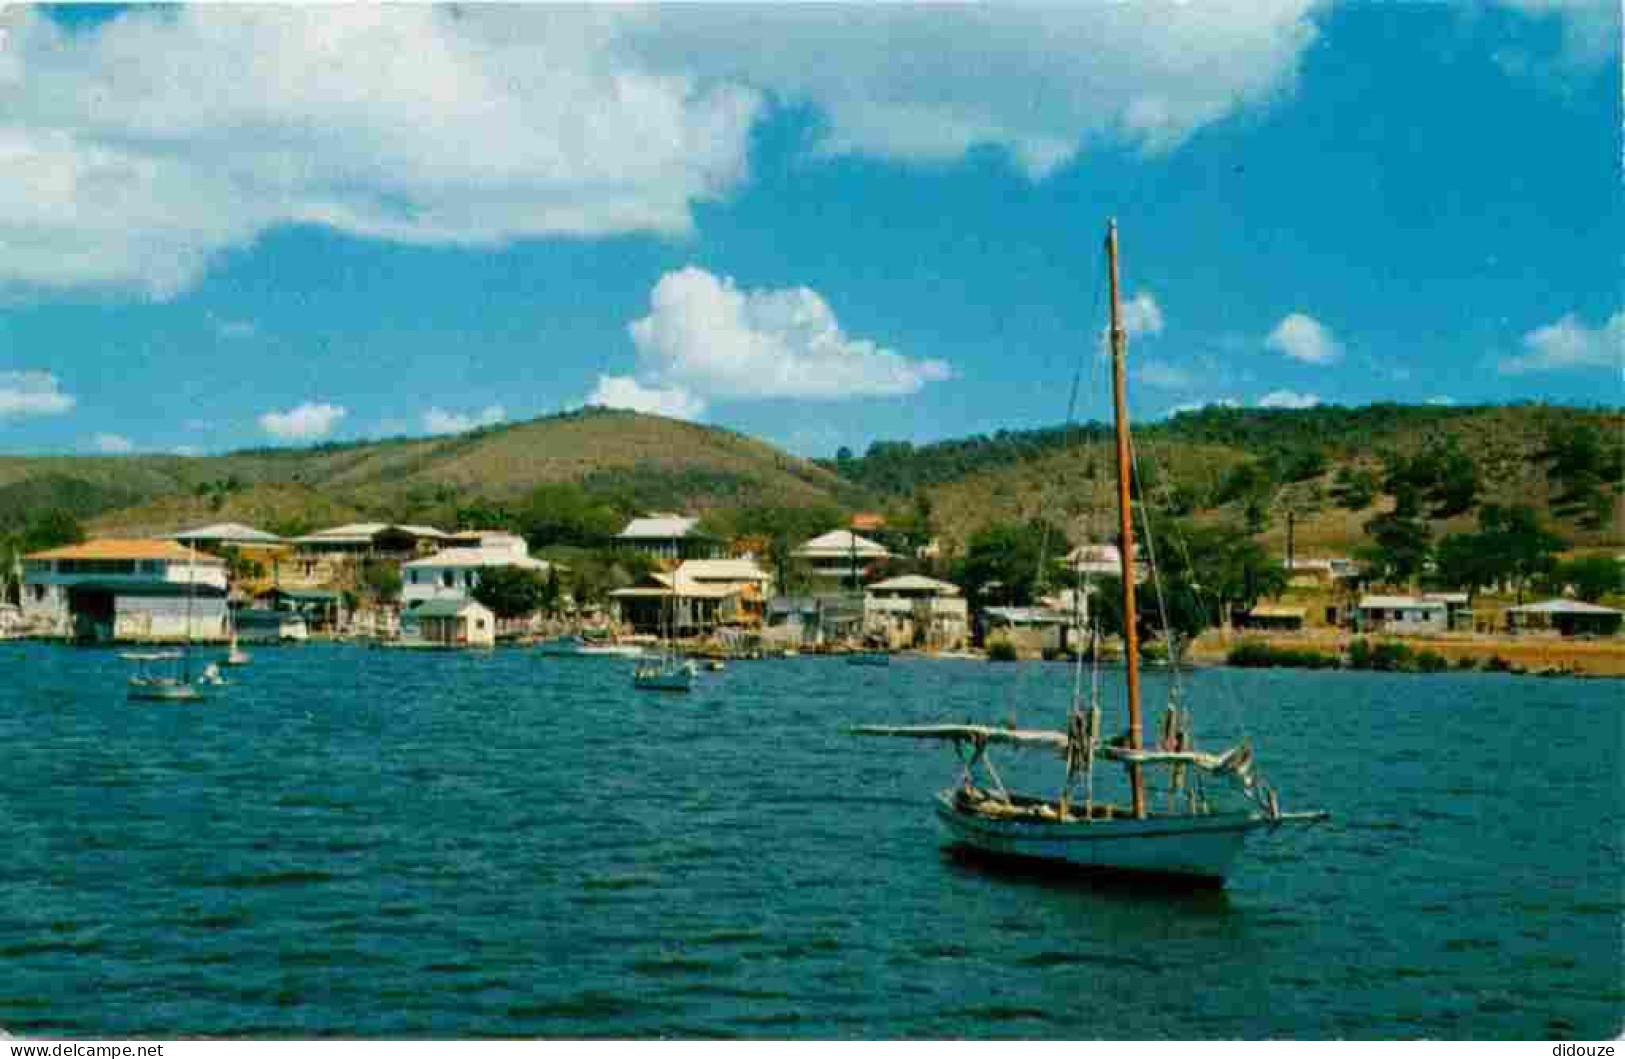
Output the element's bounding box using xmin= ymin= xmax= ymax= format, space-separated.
xmin=471 ymin=566 xmax=549 ymax=620
xmin=1435 ymin=504 xmax=1566 ymax=603
xmin=455 ymin=499 xmax=518 ymax=533
xmin=1542 ymin=423 xmax=1625 ymax=529
xmin=951 ymin=519 xmax=1062 ymax=607
xmin=1361 ymin=510 xmax=1433 ymax=585
xmin=539 ymin=567 xmax=563 ymax=616
xmin=20 ymin=510 xmax=85 ymax=554
xmin=517 ymin=483 xmax=623 ymax=549
xmin=359 ymin=558 xmax=402 ymax=604
xmin=1331 ymin=466 xmax=1380 ymax=511
xmin=1432 ymin=532 xmax=1500 ymax=601
xmin=1554 ymin=555 xmax=1625 ymax=603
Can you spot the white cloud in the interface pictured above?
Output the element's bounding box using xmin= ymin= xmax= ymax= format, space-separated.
xmin=0 ymin=7 xmax=1328 ymax=299
xmin=1135 ymin=359 xmax=1192 ymax=390
xmin=172 ymin=445 xmax=202 ymax=457
xmin=423 ymin=404 xmax=506 ymax=435
xmin=587 ymin=375 xmax=707 ymax=421
xmin=1122 ymin=292 xmax=1165 ymax=339
xmin=625 ymin=266 xmax=951 ymax=402
xmin=1499 ymin=309 xmax=1623 ymax=375
xmin=259 ymin=401 xmax=347 ymax=441
xmin=625 ymin=4 xmax=1321 ymax=177
xmin=0 ymin=371 xmax=76 ymax=419
xmin=92 ymin=433 xmax=133 ymax=453
xmin=1265 ymin=313 xmax=1342 ymax=364
xmin=1166 ymin=398 xmax=1241 ymax=417
xmin=0 ymin=7 xmax=761 ymax=299
xmin=1258 ymin=390 xmax=1320 ymax=409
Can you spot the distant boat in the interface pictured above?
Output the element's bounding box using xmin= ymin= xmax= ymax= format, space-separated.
xmin=124 ymin=651 xmax=201 ymax=702
xmin=537 ymin=633 xmax=646 ymax=658
xmin=633 ymin=596 xmax=696 ymax=691
xmin=128 ymin=543 xmax=211 ymax=702
xmin=633 ymin=656 xmax=698 ymax=692
xmin=853 ymin=220 xmax=1325 ymax=886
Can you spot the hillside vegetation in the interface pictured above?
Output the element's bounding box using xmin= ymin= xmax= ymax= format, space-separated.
xmin=2 ymin=403 xmax=1619 ymax=559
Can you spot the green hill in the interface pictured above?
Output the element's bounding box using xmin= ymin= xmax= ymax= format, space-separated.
xmin=2 ymin=403 xmax=1618 ymax=557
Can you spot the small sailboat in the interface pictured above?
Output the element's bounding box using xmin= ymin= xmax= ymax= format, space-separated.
xmin=537 ymin=633 xmax=647 ymax=658
xmin=125 ymin=651 xmax=202 ymax=702
xmin=853 ymin=220 xmax=1325 ymax=885
xmin=632 ymin=595 xmax=696 ymax=691
xmin=633 ymin=655 xmax=698 ymax=691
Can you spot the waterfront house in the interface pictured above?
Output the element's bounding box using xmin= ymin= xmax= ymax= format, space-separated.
xmin=793 ymin=530 xmax=894 ymax=590
xmin=609 ymin=558 xmax=772 ymax=636
xmin=982 ymin=605 xmax=1074 ymax=658
xmin=402 ymin=540 xmax=557 ymax=638
xmin=234 ymin=607 xmax=309 ymax=643
xmin=615 ymin=514 xmax=720 ymax=563
xmin=1354 ymin=595 xmax=1449 ymax=635
xmin=864 ymin=575 xmax=969 ymax=651
xmin=22 ymin=539 xmax=228 ymax=642
xmin=253 ymin=587 xmax=343 ymax=634
xmin=170 ymin=522 xmax=289 ymax=597
xmin=762 ymin=595 xmax=865 ymax=648
xmin=402 ymin=543 xmax=552 ymax=606
xmin=1506 ymin=599 xmax=1624 ymax=638
xmin=412 ymin=598 xmax=496 ymax=648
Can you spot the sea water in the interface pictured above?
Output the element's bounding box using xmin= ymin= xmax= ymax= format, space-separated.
xmin=1 ymin=643 xmax=1619 ymax=1038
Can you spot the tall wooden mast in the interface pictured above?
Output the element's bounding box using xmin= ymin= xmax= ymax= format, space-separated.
xmin=1106 ymin=219 xmax=1147 ymax=820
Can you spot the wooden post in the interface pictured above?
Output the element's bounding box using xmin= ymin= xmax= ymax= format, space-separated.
xmin=1106 ymin=219 xmax=1147 ymax=820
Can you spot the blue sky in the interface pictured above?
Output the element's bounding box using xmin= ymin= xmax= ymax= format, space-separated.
xmin=0 ymin=3 xmax=1619 ymax=458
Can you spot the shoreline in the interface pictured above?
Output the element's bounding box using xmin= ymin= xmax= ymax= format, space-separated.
xmin=1188 ymin=629 xmax=1625 ymax=677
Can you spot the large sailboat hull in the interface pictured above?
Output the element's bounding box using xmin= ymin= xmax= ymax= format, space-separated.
xmin=933 ymin=790 xmax=1270 ymax=884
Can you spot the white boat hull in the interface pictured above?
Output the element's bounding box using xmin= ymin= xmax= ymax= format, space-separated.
xmin=933 ymin=790 xmax=1271 ymax=883
xmin=537 ymin=636 xmax=646 ymax=658
xmin=128 ymin=680 xmax=203 ymax=703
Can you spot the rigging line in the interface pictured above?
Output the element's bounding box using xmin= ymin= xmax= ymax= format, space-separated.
xmin=1133 ymin=426 xmax=1254 ymax=747
xmin=1034 ymin=230 xmax=1109 ymax=598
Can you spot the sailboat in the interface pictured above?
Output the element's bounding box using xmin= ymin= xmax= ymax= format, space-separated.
xmin=128 ymin=541 xmax=210 ymax=701
xmin=222 ymin=602 xmax=251 ymax=666
xmin=632 ymin=589 xmax=696 ymax=692
xmin=852 ymin=220 xmax=1326 ymax=885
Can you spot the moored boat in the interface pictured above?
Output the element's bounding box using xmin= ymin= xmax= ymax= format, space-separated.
xmin=852 ymin=220 xmax=1326 ymax=886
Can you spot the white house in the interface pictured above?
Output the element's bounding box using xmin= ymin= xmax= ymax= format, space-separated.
xmin=401 ymin=544 xmax=552 ymax=607
xmin=616 ymin=514 xmax=719 ymax=562
xmin=864 ymin=574 xmax=969 ymax=651
xmin=793 ymin=530 xmax=894 ymax=589
xmin=1355 ymin=595 xmax=1449 ymax=635
xmin=412 ymin=598 xmax=496 ymax=648
xmin=1061 ymin=543 xmax=1147 ymax=583
xmin=22 ymin=539 xmax=229 ymax=642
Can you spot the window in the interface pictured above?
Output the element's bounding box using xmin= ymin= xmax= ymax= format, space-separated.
xmin=31 ymin=585 xmax=46 ymax=602
xmin=442 ymin=571 xmax=455 ymax=589
xmin=408 ymin=571 xmax=418 ymax=585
